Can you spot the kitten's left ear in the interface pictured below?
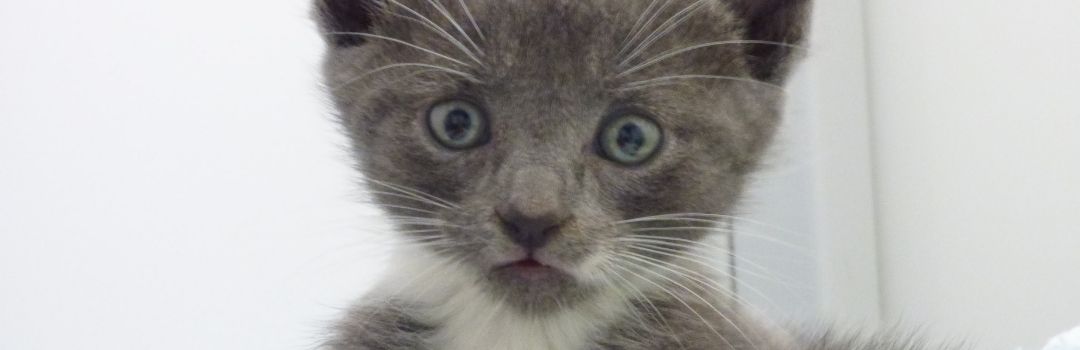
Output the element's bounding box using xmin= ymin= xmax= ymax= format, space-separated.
xmin=727 ymin=0 xmax=812 ymax=83
xmin=313 ymin=0 xmax=379 ymax=48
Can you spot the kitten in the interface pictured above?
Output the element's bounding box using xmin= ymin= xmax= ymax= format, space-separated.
xmin=314 ymin=0 xmax=948 ymax=349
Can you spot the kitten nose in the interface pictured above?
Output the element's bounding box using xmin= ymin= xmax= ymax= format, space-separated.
xmin=496 ymin=168 xmax=571 ymax=251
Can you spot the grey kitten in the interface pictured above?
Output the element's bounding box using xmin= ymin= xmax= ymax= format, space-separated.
xmin=314 ymin=0 xmax=950 ymax=349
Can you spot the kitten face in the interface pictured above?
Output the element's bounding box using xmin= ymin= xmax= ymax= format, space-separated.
xmin=317 ymin=0 xmax=808 ymax=314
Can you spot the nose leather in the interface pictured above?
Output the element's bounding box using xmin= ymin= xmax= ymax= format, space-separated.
xmin=496 ymin=167 xmax=571 ymax=251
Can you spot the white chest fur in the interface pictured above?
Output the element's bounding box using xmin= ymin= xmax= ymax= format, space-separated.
xmin=378 ymin=247 xmax=628 ymax=350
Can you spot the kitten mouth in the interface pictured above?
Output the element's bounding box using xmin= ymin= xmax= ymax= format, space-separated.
xmin=499 ymin=257 xmax=550 ymax=269
xmin=487 ymin=255 xmax=585 ymax=310
xmin=495 ymin=257 xmax=564 ymax=281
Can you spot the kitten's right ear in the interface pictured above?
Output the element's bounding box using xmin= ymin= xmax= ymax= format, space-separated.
xmin=726 ymin=0 xmax=812 ymax=83
xmin=314 ymin=0 xmax=379 ymax=48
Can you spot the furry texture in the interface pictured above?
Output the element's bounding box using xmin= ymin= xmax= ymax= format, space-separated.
xmin=313 ymin=0 xmax=955 ymax=349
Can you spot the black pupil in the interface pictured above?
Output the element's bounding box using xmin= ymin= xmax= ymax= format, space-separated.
xmin=616 ymin=122 xmax=646 ymax=156
xmin=444 ymin=109 xmax=473 ymax=141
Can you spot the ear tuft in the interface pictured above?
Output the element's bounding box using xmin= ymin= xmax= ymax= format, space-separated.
xmin=728 ymin=0 xmax=812 ymax=83
xmin=314 ymin=0 xmax=377 ymax=48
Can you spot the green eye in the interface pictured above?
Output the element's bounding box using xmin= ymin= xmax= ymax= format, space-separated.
xmin=427 ymin=100 xmax=488 ymax=149
xmin=599 ymin=114 xmax=662 ymax=165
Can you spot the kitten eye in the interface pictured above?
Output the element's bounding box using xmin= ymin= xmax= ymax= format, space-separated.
xmin=427 ymin=100 xmax=488 ymax=149
xmin=598 ymin=114 xmax=663 ymax=165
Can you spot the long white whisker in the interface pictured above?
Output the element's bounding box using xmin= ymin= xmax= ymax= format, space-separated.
xmin=600 ymin=262 xmax=689 ymax=350
xmin=363 ymin=190 xmax=456 ymax=210
xmin=384 ymin=0 xmax=484 ymax=66
xmin=620 ymin=249 xmax=777 ymax=322
xmin=618 ymin=40 xmax=806 ymax=77
xmin=366 ymin=203 xmax=441 ymax=215
xmin=618 ymin=74 xmax=785 ymax=92
xmin=620 ymin=213 xmax=804 ymax=238
xmin=363 ymin=178 xmax=463 ymax=209
xmin=333 ymin=62 xmax=480 ymax=91
xmin=382 ymin=214 xmax=447 ymax=222
xmin=619 ymin=240 xmax=795 ymax=313
xmin=622 ymin=250 xmax=736 ymax=299
xmin=384 ymin=255 xmax=467 ymax=300
xmin=617 ymin=0 xmax=675 ymax=58
xmin=617 ymin=235 xmax=803 ymax=287
xmin=627 ymin=225 xmax=814 ymax=258
xmin=620 ymin=0 xmax=711 ymax=67
xmin=392 ymin=222 xmax=463 ymax=229
xmin=455 ymin=0 xmax=485 ymax=41
xmin=616 ymin=214 xmax=815 ymax=257
xmin=325 ymin=32 xmax=472 ymax=67
xmin=618 ymin=0 xmax=662 ymax=55
xmin=619 ymin=254 xmax=760 ymax=350
xmin=610 ymin=261 xmax=737 ymax=349
xmin=423 ymin=0 xmax=484 ymax=56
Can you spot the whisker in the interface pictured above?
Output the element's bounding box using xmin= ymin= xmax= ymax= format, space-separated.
xmin=362 ymin=203 xmax=441 ymax=215
xmin=617 ymin=0 xmax=663 ymax=56
xmin=618 ymin=74 xmax=786 ymax=92
xmin=609 ymin=261 xmax=738 ymax=349
xmin=615 ymin=213 xmax=816 ymax=256
xmin=619 ymin=238 xmax=805 ymax=313
xmin=620 ymin=254 xmax=761 ymax=350
xmin=422 ymin=0 xmax=484 ymax=56
xmin=362 ymin=190 xmax=457 ymax=211
xmin=618 ymin=236 xmax=800 ymax=289
xmin=599 ymin=261 xmax=689 ymax=350
xmin=622 ymin=213 xmax=804 ymax=238
xmin=620 ymin=0 xmax=711 ymax=67
xmin=617 ymin=0 xmax=675 ymax=58
xmin=332 ymin=62 xmax=480 ymax=91
xmin=619 ymin=249 xmax=778 ymax=324
xmin=393 ymin=222 xmax=463 ymax=229
xmin=324 ymin=32 xmax=471 ymax=67
xmin=622 ymin=250 xmax=736 ymax=299
xmin=627 ymin=225 xmax=815 ymax=258
xmin=455 ymin=0 xmax=485 ymax=41
xmin=362 ymin=178 xmax=463 ymax=210
xmin=383 ymin=254 xmax=466 ymax=300
xmin=383 ymin=0 xmax=484 ymax=66
xmin=618 ymin=40 xmax=808 ymax=77
xmin=382 ymin=214 xmax=447 ymax=222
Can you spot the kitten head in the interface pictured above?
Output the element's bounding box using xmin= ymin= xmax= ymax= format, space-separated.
xmin=316 ymin=0 xmax=810 ymax=313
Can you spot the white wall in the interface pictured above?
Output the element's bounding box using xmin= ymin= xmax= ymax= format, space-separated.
xmin=0 ymin=1 xmax=390 ymax=348
xmin=864 ymin=1 xmax=1080 ymax=349
xmin=737 ymin=0 xmax=881 ymax=326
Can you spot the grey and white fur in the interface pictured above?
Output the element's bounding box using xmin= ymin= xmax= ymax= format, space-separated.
xmin=313 ymin=0 xmax=953 ymax=349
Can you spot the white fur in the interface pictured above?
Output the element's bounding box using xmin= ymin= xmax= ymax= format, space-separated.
xmin=375 ymin=246 xmax=631 ymax=350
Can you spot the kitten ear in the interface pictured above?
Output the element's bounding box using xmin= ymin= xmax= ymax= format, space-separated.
xmin=314 ymin=0 xmax=380 ymax=48
xmin=728 ymin=0 xmax=812 ymax=83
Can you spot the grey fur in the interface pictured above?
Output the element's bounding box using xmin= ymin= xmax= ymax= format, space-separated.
xmin=313 ymin=0 xmax=955 ymax=349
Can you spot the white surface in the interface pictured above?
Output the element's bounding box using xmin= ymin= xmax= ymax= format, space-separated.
xmin=864 ymin=1 xmax=1080 ymax=349
xmin=1041 ymin=325 xmax=1080 ymax=350
xmin=801 ymin=0 xmax=881 ymax=326
xmin=738 ymin=0 xmax=882 ymax=326
xmin=0 ymin=1 xmax=390 ymax=349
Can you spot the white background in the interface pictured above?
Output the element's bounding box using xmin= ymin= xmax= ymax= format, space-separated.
xmin=865 ymin=1 xmax=1080 ymax=348
xmin=1 ymin=0 xmax=1079 ymax=349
